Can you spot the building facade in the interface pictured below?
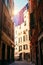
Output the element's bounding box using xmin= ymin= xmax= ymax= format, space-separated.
xmin=8 ymin=0 xmax=14 ymax=17
xmin=14 ymin=8 xmax=30 ymax=61
xmin=28 ymin=0 xmax=43 ymax=65
xmin=0 ymin=0 xmax=14 ymax=64
xmin=2 ymin=0 xmax=14 ymax=17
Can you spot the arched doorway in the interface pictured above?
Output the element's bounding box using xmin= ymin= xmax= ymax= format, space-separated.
xmin=24 ymin=53 xmax=30 ymax=61
xmin=19 ymin=53 xmax=22 ymax=60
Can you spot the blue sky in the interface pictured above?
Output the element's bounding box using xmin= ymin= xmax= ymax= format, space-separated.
xmin=14 ymin=0 xmax=28 ymax=15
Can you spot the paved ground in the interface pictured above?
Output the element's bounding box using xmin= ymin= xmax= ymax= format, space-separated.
xmin=9 ymin=61 xmax=35 ymax=65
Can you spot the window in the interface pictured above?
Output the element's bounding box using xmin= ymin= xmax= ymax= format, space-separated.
xmin=19 ymin=46 xmax=22 ymax=51
xmin=18 ymin=37 xmax=22 ymax=43
xmin=23 ymin=45 xmax=25 ymax=50
xmin=23 ymin=31 xmax=26 ymax=34
xmin=23 ymin=44 xmax=28 ymax=50
xmin=26 ymin=44 xmax=28 ymax=49
xmin=24 ymin=21 xmax=26 ymax=26
xmin=23 ymin=36 xmax=25 ymax=41
xmin=18 ymin=38 xmax=20 ymax=43
xmin=20 ymin=37 xmax=22 ymax=42
xmin=26 ymin=35 xmax=27 ymax=40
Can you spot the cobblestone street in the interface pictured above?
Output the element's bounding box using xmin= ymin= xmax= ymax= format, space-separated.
xmin=9 ymin=61 xmax=35 ymax=65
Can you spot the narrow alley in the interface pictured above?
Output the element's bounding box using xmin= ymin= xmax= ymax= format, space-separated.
xmin=0 ymin=0 xmax=43 ymax=65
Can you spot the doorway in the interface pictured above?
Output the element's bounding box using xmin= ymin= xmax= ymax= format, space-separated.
xmin=2 ymin=43 xmax=5 ymax=60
